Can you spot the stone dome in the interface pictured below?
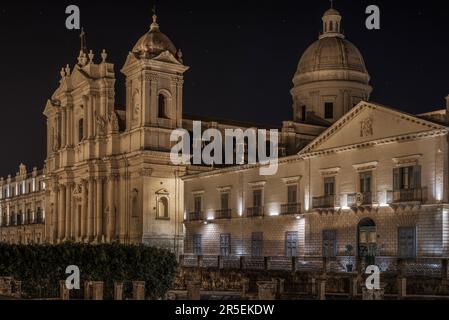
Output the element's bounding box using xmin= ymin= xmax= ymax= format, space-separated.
xmin=132 ymin=15 xmax=177 ymax=58
xmin=297 ymin=36 xmax=368 ymax=75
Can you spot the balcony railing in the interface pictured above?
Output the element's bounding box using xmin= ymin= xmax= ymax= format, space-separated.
xmin=187 ymin=211 xmax=203 ymax=221
xmin=387 ymin=188 xmax=427 ymax=204
xmin=280 ymin=203 xmax=301 ymax=215
xmin=346 ymin=192 xmax=374 ymax=207
xmin=312 ymin=195 xmax=338 ymax=209
xmin=247 ymin=206 xmax=264 ymax=217
xmin=215 ymin=209 xmax=232 ymax=219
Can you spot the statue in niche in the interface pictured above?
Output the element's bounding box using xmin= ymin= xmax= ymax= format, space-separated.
xmin=107 ymin=111 xmax=119 ymax=132
xmin=132 ymin=90 xmax=140 ymax=123
xmin=95 ymin=111 xmax=107 ymax=135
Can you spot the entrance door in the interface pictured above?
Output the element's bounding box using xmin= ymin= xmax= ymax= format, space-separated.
xmin=285 ymin=231 xmax=298 ymax=257
xmin=358 ymin=218 xmax=377 ymax=265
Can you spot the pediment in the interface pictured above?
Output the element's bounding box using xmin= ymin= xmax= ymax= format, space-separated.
xmin=300 ymin=101 xmax=448 ymax=155
xmin=156 ymin=188 xmax=169 ymax=195
xmin=152 ymin=51 xmax=182 ymax=65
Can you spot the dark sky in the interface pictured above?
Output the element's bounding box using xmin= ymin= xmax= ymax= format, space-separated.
xmin=0 ymin=0 xmax=448 ymax=177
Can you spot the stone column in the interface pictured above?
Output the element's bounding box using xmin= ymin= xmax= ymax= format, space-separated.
xmin=256 ymin=281 xmax=276 ymax=300
xmin=132 ymin=281 xmax=145 ymax=300
xmin=60 ymin=280 xmax=69 ymax=300
xmin=187 ymin=281 xmax=201 ymax=300
xmin=114 ymin=282 xmax=124 ymax=300
xmin=96 ymin=178 xmax=103 ymax=242
xmin=58 ymin=185 xmax=66 ymax=242
xmin=65 ymin=183 xmax=72 ymax=240
xmin=61 ymin=108 xmax=66 ymax=148
xmin=106 ymin=175 xmax=116 ymax=242
xmin=397 ymin=277 xmax=407 ymax=300
xmin=52 ymin=186 xmax=59 ymax=242
xmin=317 ymin=277 xmax=326 ymax=300
xmin=87 ymin=178 xmax=94 ymax=241
xmin=80 ymin=181 xmax=87 ymax=241
xmin=91 ymin=281 xmax=104 ymax=300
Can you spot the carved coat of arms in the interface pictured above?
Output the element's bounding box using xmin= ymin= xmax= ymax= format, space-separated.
xmin=360 ymin=118 xmax=374 ymax=137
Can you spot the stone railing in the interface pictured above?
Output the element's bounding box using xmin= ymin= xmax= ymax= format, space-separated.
xmin=215 ymin=209 xmax=232 ymax=219
xmin=387 ymin=187 xmax=428 ymax=204
xmin=247 ymin=206 xmax=264 ymax=218
xmin=312 ymin=195 xmax=338 ymax=209
xmin=280 ymin=203 xmax=301 ymax=215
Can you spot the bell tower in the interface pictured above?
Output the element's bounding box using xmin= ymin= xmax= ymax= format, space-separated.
xmin=121 ymin=13 xmax=189 ymax=151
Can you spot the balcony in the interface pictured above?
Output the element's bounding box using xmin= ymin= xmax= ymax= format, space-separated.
xmin=387 ymin=188 xmax=427 ymax=204
xmin=346 ymin=192 xmax=374 ymax=207
xmin=187 ymin=211 xmax=203 ymax=222
xmin=247 ymin=206 xmax=264 ymax=218
xmin=312 ymin=195 xmax=338 ymax=209
xmin=280 ymin=203 xmax=301 ymax=215
xmin=215 ymin=209 xmax=232 ymax=219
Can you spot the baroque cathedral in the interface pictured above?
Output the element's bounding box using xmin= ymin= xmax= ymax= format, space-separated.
xmin=1 ymin=8 xmax=449 ymax=274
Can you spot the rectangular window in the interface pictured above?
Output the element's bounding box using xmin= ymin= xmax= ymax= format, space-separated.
xmin=221 ymin=193 xmax=229 ymax=210
xmin=359 ymin=172 xmax=372 ymax=193
xmin=324 ymin=177 xmax=335 ymax=196
xmin=324 ymin=102 xmax=334 ymax=119
xmin=253 ymin=190 xmax=262 ymax=207
xmin=193 ymin=234 xmax=202 ymax=255
xmin=393 ymin=166 xmax=421 ymax=190
xmin=322 ymin=230 xmax=337 ymax=258
xmin=194 ymin=196 xmax=202 ymax=213
xmin=287 ymin=185 xmax=298 ymax=204
xmin=220 ymin=234 xmax=231 ymax=256
xmin=398 ymin=227 xmax=416 ymax=259
xmin=251 ymin=232 xmax=263 ymax=257
xmin=285 ymin=231 xmax=299 ymax=257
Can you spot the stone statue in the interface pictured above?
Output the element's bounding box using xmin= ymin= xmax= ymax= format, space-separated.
xmin=107 ymin=111 xmax=119 ymax=132
xmin=360 ymin=118 xmax=374 ymax=137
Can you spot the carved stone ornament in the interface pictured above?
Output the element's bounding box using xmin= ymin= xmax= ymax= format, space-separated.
xmin=360 ymin=118 xmax=374 ymax=138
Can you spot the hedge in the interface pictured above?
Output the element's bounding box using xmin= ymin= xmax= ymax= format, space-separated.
xmin=0 ymin=242 xmax=178 ymax=299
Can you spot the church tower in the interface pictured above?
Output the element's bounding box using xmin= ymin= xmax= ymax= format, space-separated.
xmin=291 ymin=7 xmax=372 ymax=124
xmin=121 ymin=13 xmax=189 ymax=152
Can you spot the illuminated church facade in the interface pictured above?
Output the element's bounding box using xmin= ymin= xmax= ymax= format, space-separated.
xmin=1 ymin=8 xmax=449 ymax=272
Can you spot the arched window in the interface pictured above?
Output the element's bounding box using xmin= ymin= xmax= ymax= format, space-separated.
xmin=329 ymin=21 xmax=334 ymax=32
xmin=78 ymin=118 xmax=84 ymax=142
xmin=158 ymin=94 xmax=168 ymax=119
xmin=158 ymin=197 xmax=169 ymax=219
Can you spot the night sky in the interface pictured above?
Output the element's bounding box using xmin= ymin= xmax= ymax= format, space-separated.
xmin=0 ymin=0 xmax=448 ymax=177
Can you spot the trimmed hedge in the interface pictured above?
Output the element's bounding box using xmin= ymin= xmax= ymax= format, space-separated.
xmin=0 ymin=242 xmax=178 ymax=299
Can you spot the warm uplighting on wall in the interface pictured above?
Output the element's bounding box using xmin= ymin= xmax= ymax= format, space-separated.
xmin=238 ymin=198 xmax=243 ymax=216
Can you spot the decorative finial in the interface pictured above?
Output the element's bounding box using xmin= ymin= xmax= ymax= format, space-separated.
xmin=60 ymin=67 xmax=66 ymax=78
xmin=79 ymin=27 xmax=87 ymax=53
xmin=177 ymin=49 xmax=183 ymax=63
xmin=65 ymin=64 xmax=71 ymax=76
xmin=101 ymin=49 xmax=108 ymax=63
xmin=150 ymin=5 xmax=159 ymax=31
xmin=330 ymin=0 xmax=334 ymax=8
xmin=88 ymin=50 xmax=94 ymax=63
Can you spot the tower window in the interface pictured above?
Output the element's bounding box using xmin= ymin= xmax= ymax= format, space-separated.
xmin=78 ymin=118 xmax=84 ymax=142
xmin=158 ymin=94 xmax=168 ymax=119
xmin=324 ymin=102 xmax=334 ymax=119
xmin=301 ymin=106 xmax=306 ymax=121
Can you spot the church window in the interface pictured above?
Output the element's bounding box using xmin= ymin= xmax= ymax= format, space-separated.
xmin=158 ymin=94 xmax=168 ymax=119
xmin=324 ymin=102 xmax=334 ymax=119
xmin=78 ymin=118 xmax=84 ymax=142
xmin=301 ymin=105 xmax=306 ymax=121
xmin=329 ymin=21 xmax=334 ymax=32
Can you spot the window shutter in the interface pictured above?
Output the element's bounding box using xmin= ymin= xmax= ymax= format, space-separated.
xmin=393 ymin=168 xmax=400 ymax=191
xmin=413 ymin=165 xmax=421 ymax=188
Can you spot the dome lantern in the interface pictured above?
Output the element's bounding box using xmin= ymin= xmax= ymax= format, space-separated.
xmin=320 ymin=8 xmax=343 ymax=39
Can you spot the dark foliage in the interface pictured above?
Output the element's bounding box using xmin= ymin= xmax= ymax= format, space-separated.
xmin=0 ymin=242 xmax=178 ymax=299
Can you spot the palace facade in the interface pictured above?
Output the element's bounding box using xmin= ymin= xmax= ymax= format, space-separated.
xmin=0 ymin=8 xmax=448 ymax=274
